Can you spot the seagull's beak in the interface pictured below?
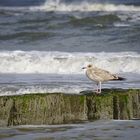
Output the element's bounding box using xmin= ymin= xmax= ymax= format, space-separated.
xmin=82 ymin=67 xmax=86 ymax=69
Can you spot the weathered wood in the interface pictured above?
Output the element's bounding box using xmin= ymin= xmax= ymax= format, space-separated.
xmin=0 ymin=89 xmax=140 ymax=126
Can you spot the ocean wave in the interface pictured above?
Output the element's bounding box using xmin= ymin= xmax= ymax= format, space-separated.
xmin=0 ymin=51 xmax=140 ymax=74
xmin=30 ymin=1 xmax=140 ymax=12
xmin=1 ymin=1 xmax=140 ymax=12
xmin=69 ymin=14 xmax=121 ymax=26
xmin=0 ymin=85 xmax=82 ymax=96
xmin=0 ymin=32 xmax=53 ymax=41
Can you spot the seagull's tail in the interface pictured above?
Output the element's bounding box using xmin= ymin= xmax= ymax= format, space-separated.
xmin=112 ymin=75 xmax=126 ymax=81
xmin=117 ymin=77 xmax=126 ymax=81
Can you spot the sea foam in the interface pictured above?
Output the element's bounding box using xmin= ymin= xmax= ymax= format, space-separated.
xmin=0 ymin=51 xmax=140 ymax=74
xmin=30 ymin=0 xmax=140 ymax=12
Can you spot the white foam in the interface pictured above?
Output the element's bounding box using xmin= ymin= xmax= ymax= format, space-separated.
xmin=113 ymin=23 xmax=130 ymax=27
xmin=30 ymin=1 xmax=140 ymax=12
xmin=0 ymin=51 xmax=140 ymax=74
xmin=0 ymin=84 xmax=85 ymax=96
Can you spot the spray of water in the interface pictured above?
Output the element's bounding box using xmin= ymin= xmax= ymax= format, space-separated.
xmin=0 ymin=51 xmax=140 ymax=74
xmin=30 ymin=0 xmax=140 ymax=12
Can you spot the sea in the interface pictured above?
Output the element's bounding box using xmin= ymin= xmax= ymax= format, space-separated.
xmin=0 ymin=0 xmax=140 ymax=139
xmin=0 ymin=0 xmax=140 ymax=96
xmin=0 ymin=120 xmax=140 ymax=140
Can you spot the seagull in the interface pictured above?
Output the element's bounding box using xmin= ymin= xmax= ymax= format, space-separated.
xmin=82 ymin=64 xmax=125 ymax=93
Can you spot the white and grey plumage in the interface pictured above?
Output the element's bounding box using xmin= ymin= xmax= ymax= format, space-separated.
xmin=82 ymin=64 xmax=125 ymax=93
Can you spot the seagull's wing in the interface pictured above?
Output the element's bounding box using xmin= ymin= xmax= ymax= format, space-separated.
xmin=94 ymin=67 xmax=117 ymax=80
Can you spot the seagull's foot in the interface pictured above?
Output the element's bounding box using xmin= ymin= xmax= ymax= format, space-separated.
xmin=94 ymin=90 xmax=101 ymax=94
xmin=96 ymin=91 xmax=101 ymax=94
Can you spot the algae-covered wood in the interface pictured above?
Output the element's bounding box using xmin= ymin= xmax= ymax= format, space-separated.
xmin=0 ymin=89 xmax=140 ymax=126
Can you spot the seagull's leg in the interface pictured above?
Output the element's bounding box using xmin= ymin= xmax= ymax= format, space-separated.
xmin=99 ymin=81 xmax=102 ymax=93
xmin=95 ymin=83 xmax=99 ymax=93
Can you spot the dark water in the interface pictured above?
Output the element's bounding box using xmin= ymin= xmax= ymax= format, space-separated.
xmin=0 ymin=120 xmax=140 ymax=140
xmin=0 ymin=0 xmax=45 ymax=6
xmin=0 ymin=0 xmax=140 ymax=6
xmin=0 ymin=1 xmax=140 ymax=52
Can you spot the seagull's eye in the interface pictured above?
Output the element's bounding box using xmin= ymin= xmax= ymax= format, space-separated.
xmin=88 ymin=65 xmax=92 ymax=68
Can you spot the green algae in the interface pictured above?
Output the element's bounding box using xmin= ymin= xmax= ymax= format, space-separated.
xmin=0 ymin=89 xmax=140 ymax=126
xmin=80 ymin=95 xmax=85 ymax=104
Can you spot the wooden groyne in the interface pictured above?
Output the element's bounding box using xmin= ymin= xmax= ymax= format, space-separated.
xmin=0 ymin=89 xmax=140 ymax=126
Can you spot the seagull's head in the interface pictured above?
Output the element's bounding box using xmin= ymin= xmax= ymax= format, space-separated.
xmin=82 ymin=64 xmax=93 ymax=69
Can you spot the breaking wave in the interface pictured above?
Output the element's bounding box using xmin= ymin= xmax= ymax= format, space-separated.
xmin=30 ymin=0 xmax=140 ymax=12
xmin=0 ymin=51 xmax=140 ymax=74
xmin=1 ymin=1 xmax=140 ymax=14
